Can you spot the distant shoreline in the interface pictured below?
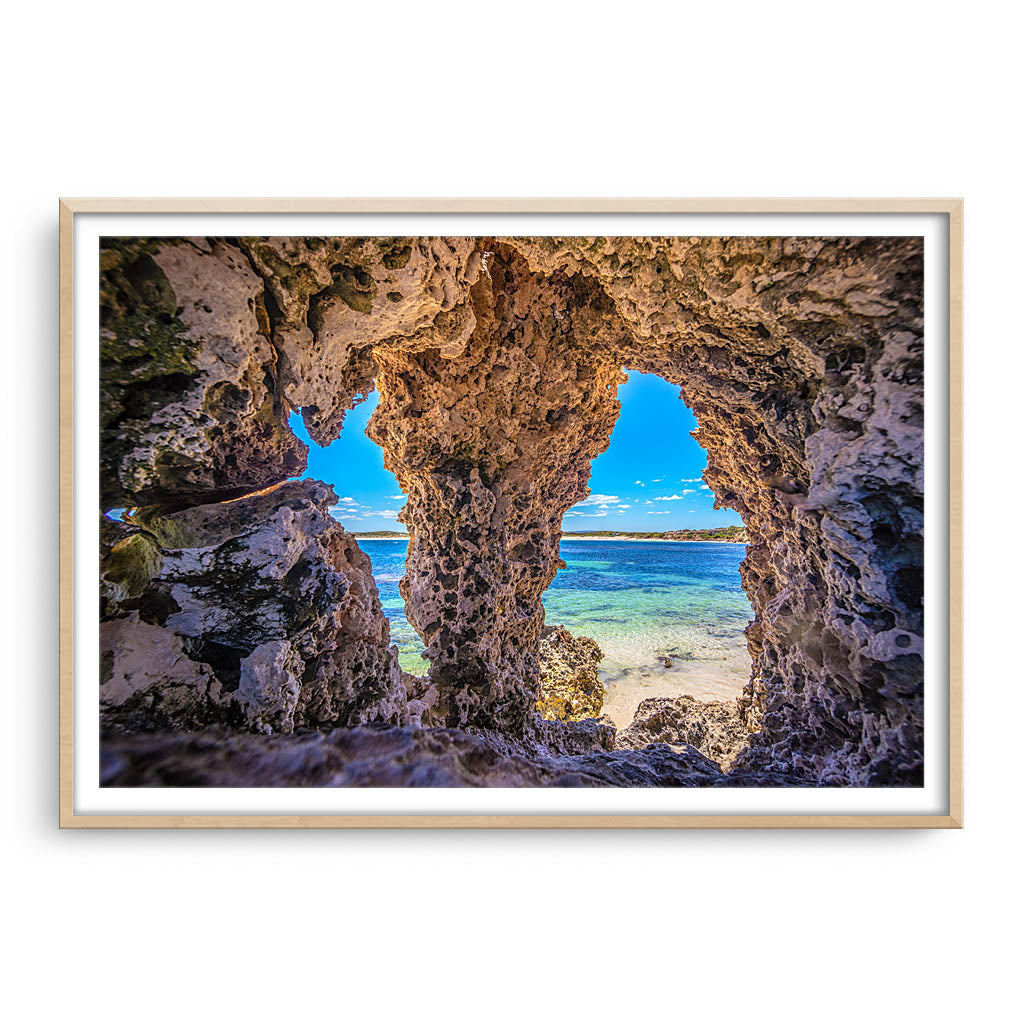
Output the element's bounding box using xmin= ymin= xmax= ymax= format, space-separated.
xmin=561 ymin=535 xmax=747 ymax=544
xmin=353 ymin=533 xmax=747 ymax=544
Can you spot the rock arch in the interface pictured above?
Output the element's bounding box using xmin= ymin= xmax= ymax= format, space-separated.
xmin=99 ymin=234 xmax=924 ymax=786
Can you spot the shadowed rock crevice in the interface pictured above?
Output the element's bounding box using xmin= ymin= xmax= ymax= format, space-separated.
xmin=98 ymin=235 xmax=925 ymax=788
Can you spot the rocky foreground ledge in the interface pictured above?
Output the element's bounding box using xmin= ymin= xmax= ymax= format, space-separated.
xmin=101 ymin=720 xmax=800 ymax=788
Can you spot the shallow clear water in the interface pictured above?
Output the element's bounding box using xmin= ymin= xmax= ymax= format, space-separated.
xmin=362 ymin=539 xmax=753 ymax=702
xmin=546 ymin=540 xmax=752 ymax=679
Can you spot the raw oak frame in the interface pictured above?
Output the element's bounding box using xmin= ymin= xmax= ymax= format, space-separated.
xmin=59 ymin=198 xmax=964 ymax=829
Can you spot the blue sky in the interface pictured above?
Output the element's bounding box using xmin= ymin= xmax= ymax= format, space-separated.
xmin=292 ymin=370 xmax=742 ymax=532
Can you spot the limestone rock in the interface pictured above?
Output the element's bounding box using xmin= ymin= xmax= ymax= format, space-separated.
xmin=366 ymin=250 xmax=626 ymax=734
xmin=101 ymin=616 xmax=230 ymax=731
xmin=238 ymin=237 xmax=481 ymax=446
xmin=506 ymin=237 xmax=925 ymax=784
xmin=100 ymin=238 xmax=307 ymax=508
xmin=98 ymin=235 xmax=926 ymax=787
xmin=237 ymin=641 xmax=305 ymax=735
xmin=100 ymin=480 xmax=406 ymax=733
xmin=100 ymin=725 xmax=799 ymax=788
xmin=616 ymin=695 xmax=752 ymax=771
xmin=536 ymin=625 xmax=606 ymax=721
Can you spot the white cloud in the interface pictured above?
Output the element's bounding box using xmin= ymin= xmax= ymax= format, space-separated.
xmin=681 ymin=477 xmax=703 ymax=483
xmin=700 ymin=484 xmax=711 ymax=491
xmin=337 ymin=507 xmax=403 ymax=520
xmin=654 ymin=491 xmax=694 ymax=501
xmin=616 ymin=504 xmax=631 ymax=509
xmin=652 ymin=478 xmax=663 ymax=483
xmin=388 ymin=494 xmax=405 ymax=500
xmin=338 ymin=496 xmax=356 ymax=504
xmin=633 ymin=480 xmax=645 ymax=487
xmin=571 ymin=493 xmax=620 ymax=509
xmin=647 ymin=510 xmax=671 ymax=516
xmin=644 ymin=500 xmax=653 ymax=505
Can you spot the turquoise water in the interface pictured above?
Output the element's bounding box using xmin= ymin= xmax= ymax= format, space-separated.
xmin=362 ymin=539 xmax=752 ymax=687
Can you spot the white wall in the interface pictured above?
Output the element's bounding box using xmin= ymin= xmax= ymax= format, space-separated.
xmin=2 ymin=2 xmax=1015 ymax=1021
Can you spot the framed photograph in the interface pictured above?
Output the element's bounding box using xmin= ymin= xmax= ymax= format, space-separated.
xmin=59 ymin=198 xmax=962 ymax=828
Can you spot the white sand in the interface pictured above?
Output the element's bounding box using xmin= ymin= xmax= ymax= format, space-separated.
xmin=600 ymin=659 xmax=749 ymax=729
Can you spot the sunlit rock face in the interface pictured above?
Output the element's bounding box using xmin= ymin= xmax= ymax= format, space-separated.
xmin=367 ymin=250 xmax=626 ymax=733
xmin=238 ymin=236 xmax=482 ymax=446
xmin=536 ymin=626 xmax=606 ymax=722
xmin=98 ymin=235 xmax=924 ymax=786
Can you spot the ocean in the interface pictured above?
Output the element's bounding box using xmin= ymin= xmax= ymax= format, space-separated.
xmin=361 ymin=538 xmax=753 ymax=726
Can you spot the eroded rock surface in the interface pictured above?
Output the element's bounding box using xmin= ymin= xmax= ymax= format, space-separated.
xmin=100 ymin=480 xmax=405 ymax=733
xmin=239 ymin=237 xmax=481 ymax=445
xmin=536 ymin=625 xmax=606 ymax=721
xmin=100 ymin=726 xmax=800 ymax=788
xmin=100 ymin=239 xmax=307 ymax=508
xmin=100 ymin=616 xmax=231 ymax=731
xmin=98 ymin=234 xmax=925 ymax=787
xmin=617 ymin=696 xmax=752 ymax=772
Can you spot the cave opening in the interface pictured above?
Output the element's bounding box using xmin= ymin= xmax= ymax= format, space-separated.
xmin=287 ymin=393 xmax=427 ymax=676
xmin=543 ymin=368 xmax=753 ymax=729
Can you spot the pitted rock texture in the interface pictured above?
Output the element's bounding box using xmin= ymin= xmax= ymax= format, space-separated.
xmin=239 ymin=237 xmax=481 ymax=445
xmin=617 ymin=696 xmax=751 ymax=772
xmin=536 ymin=626 xmax=606 ymax=721
xmin=367 ymin=250 xmax=626 ymax=733
xmin=100 ymin=726 xmax=800 ymax=788
xmin=99 ymin=235 xmax=925 ymax=787
xmin=100 ymin=239 xmax=307 ymax=508
xmin=100 ymin=480 xmax=405 ymax=733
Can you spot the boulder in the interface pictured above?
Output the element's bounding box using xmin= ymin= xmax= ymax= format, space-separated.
xmin=100 ymin=480 xmax=406 ymax=733
xmin=536 ymin=625 xmax=606 ymax=721
xmin=617 ymin=695 xmax=751 ymax=771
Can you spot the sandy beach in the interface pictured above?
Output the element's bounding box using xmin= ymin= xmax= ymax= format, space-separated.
xmin=599 ymin=655 xmax=749 ymax=729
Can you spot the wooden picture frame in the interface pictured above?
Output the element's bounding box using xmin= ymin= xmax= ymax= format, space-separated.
xmin=60 ymin=198 xmax=963 ymax=829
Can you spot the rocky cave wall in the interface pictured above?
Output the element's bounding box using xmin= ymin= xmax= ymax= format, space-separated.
xmin=99 ymin=234 xmax=924 ymax=786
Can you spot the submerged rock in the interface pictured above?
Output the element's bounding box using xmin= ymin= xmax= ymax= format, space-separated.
xmin=536 ymin=625 xmax=606 ymax=721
